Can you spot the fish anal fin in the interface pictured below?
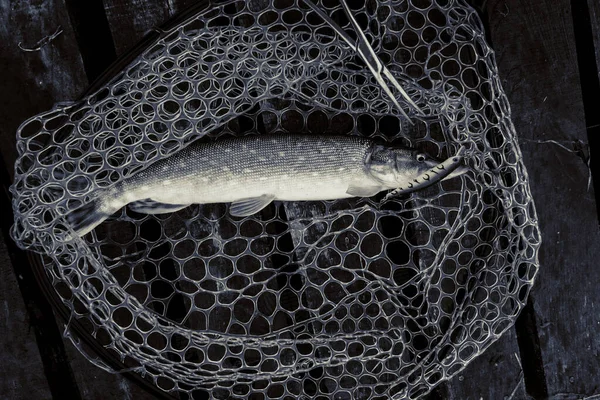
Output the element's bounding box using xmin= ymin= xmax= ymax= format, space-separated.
xmin=230 ymin=195 xmax=275 ymax=217
xmin=346 ymin=185 xmax=383 ymax=197
xmin=128 ymin=199 xmax=189 ymax=214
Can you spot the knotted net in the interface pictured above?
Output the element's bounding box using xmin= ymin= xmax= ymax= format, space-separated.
xmin=10 ymin=0 xmax=541 ymax=398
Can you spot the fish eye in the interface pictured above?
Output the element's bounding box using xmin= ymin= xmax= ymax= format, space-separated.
xmin=416 ymin=153 xmax=426 ymax=162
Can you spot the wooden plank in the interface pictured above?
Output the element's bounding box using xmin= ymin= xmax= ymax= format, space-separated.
xmin=64 ymin=0 xmax=117 ymax=82
xmin=0 ymin=0 xmax=88 ymax=178
xmin=572 ymin=0 xmax=600 ymax=223
xmin=102 ymin=0 xmax=171 ymax=56
xmin=441 ymin=331 xmax=526 ymax=400
xmin=486 ymin=0 xmax=600 ymax=399
xmin=102 ymin=0 xmax=205 ymax=57
xmin=0 ymin=230 xmax=53 ymax=400
xmin=590 ymin=0 xmax=600 ymax=73
xmin=0 ymin=1 xmax=89 ymax=398
xmin=62 ymin=343 xmax=160 ymax=400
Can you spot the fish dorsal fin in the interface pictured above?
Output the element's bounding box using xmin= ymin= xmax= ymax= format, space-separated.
xmin=128 ymin=199 xmax=189 ymax=214
xmin=346 ymin=184 xmax=383 ymax=197
xmin=230 ymin=195 xmax=275 ymax=217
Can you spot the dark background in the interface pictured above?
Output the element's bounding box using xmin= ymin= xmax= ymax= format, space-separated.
xmin=0 ymin=0 xmax=599 ymax=399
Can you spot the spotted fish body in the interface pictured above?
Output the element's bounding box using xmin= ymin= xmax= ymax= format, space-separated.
xmin=127 ymin=134 xmax=372 ymax=204
xmin=67 ymin=134 xmax=467 ymax=237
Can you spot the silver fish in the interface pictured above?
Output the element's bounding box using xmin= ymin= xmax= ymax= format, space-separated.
xmin=66 ymin=134 xmax=468 ymax=237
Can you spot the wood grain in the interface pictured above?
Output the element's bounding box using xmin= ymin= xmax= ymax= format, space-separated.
xmin=487 ymin=0 xmax=600 ymax=398
xmin=0 ymin=230 xmax=53 ymax=400
xmin=572 ymin=0 xmax=600 ymax=222
xmin=0 ymin=0 xmax=87 ymax=178
xmin=63 ymin=342 xmax=160 ymax=400
xmin=445 ymin=331 xmax=526 ymax=400
xmin=590 ymin=0 xmax=600 ymax=71
xmin=0 ymin=0 xmax=87 ymax=398
xmin=103 ymin=0 xmax=171 ymax=56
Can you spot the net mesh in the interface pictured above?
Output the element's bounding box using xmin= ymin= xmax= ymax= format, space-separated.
xmin=10 ymin=0 xmax=541 ymax=398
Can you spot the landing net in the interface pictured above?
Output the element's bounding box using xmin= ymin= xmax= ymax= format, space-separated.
xmin=11 ymin=0 xmax=541 ymax=398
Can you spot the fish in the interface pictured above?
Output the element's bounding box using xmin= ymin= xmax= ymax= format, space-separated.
xmin=65 ymin=134 xmax=468 ymax=237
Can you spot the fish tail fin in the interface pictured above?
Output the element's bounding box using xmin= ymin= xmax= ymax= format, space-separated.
xmin=65 ymin=197 xmax=112 ymax=237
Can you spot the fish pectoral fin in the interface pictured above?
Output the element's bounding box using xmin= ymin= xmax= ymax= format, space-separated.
xmin=230 ymin=195 xmax=275 ymax=217
xmin=128 ymin=199 xmax=189 ymax=214
xmin=346 ymin=185 xmax=383 ymax=197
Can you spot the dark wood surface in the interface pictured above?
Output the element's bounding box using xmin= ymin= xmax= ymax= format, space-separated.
xmin=592 ymin=0 xmax=600 ymax=72
xmin=0 ymin=0 xmax=598 ymax=399
xmin=0 ymin=229 xmax=52 ymax=400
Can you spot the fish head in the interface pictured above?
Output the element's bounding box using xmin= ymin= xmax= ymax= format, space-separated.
xmin=365 ymin=144 xmax=468 ymax=188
